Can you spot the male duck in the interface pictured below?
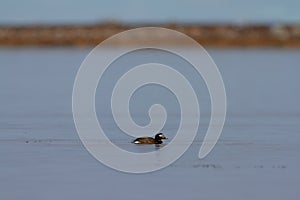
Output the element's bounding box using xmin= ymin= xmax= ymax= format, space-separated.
xmin=132 ymin=133 xmax=168 ymax=144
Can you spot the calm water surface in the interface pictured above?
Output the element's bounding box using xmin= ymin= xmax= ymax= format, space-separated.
xmin=0 ymin=47 xmax=299 ymax=200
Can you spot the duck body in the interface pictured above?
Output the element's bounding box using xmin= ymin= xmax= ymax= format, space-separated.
xmin=132 ymin=133 xmax=167 ymax=144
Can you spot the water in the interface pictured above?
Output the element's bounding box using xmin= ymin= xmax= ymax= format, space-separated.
xmin=0 ymin=47 xmax=300 ymax=199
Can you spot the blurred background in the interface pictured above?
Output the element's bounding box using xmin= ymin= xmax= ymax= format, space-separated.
xmin=1 ymin=0 xmax=300 ymax=46
xmin=1 ymin=1 xmax=300 ymax=200
xmin=1 ymin=0 xmax=300 ymax=24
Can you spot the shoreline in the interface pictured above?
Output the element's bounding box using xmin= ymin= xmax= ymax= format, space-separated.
xmin=1 ymin=23 xmax=300 ymax=47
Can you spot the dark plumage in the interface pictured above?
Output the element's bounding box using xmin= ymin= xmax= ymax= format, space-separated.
xmin=132 ymin=133 xmax=168 ymax=144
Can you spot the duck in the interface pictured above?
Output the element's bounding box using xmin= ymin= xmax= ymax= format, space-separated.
xmin=132 ymin=133 xmax=168 ymax=144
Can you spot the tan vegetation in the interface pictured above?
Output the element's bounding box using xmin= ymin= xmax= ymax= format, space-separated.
xmin=1 ymin=23 xmax=300 ymax=47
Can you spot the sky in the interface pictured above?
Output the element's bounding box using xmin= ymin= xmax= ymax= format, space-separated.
xmin=1 ymin=0 xmax=300 ymax=25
